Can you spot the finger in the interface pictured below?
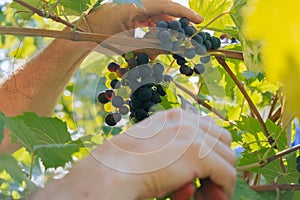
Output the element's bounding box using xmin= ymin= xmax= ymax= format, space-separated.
xmin=196 ymin=148 xmax=236 ymax=199
xmin=199 ymin=133 xmax=236 ymax=166
xmin=141 ymin=0 xmax=203 ymax=24
xmin=172 ymin=182 xmax=195 ymax=200
xmin=194 ymin=179 xmax=228 ymax=200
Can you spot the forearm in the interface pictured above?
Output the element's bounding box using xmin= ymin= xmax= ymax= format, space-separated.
xmin=0 ymin=33 xmax=96 ymax=117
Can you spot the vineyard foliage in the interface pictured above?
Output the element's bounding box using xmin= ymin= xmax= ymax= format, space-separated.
xmin=0 ymin=0 xmax=300 ymax=199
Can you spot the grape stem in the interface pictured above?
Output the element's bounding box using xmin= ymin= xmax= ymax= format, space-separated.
xmin=236 ymin=144 xmax=300 ymax=171
xmin=215 ymin=56 xmax=273 ymax=145
xmin=173 ymin=80 xmax=234 ymax=124
xmin=251 ymin=184 xmax=300 ymax=192
xmin=12 ymin=0 xmax=84 ymax=31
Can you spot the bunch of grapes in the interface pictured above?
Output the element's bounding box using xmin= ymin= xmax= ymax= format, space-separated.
xmin=97 ymin=52 xmax=170 ymax=126
xmin=97 ymin=18 xmax=222 ymax=126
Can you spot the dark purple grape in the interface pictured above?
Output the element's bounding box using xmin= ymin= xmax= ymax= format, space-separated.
xmin=198 ymin=32 xmax=207 ymax=41
xmin=105 ymin=112 xmax=121 ymax=126
xmin=156 ymin=85 xmax=166 ymax=96
xmin=119 ymin=105 xmax=129 ymax=115
xmin=143 ymin=101 xmax=155 ymax=111
xmin=205 ymin=32 xmax=211 ymax=40
xmin=116 ymin=68 xmax=128 ymax=78
xmin=180 ymin=65 xmax=193 ymax=76
xmin=175 ymin=56 xmax=186 ymax=66
xmin=137 ymin=53 xmax=149 ymax=65
xmin=204 ymin=40 xmax=212 ymax=50
xmin=184 ymin=26 xmax=195 ymax=37
xmin=194 ymin=64 xmax=205 ymax=74
xmin=169 ymin=20 xmax=181 ymax=31
xmin=179 ymin=17 xmax=189 ymax=28
xmin=184 ymin=48 xmax=196 ymax=59
xmin=154 ymin=71 xmax=164 ymax=83
xmin=153 ymin=63 xmax=165 ymax=74
xmin=163 ymin=75 xmax=173 ymax=82
xmin=200 ymin=55 xmax=211 ymax=64
xmin=107 ymin=62 xmax=120 ymax=72
xmin=127 ymin=69 xmax=140 ymax=80
xmin=195 ymin=45 xmax=207 ymax=55
xmin=158 ymin=30 xmax=171 ymax=42
xmin=161 ymin=41 xmax=173 ymax=50
xmin=105 ymin=90 xmax=115 ymax=100
xmin=110 ymin=79 xmax=121 ymax=89
xmin=127 ymin=59 xmax=138 ymax=68
xmin=171 ymin=41 xmax=181 ymax=51
xmin=112 ymin=96 xmax=124 ymax=108
xmin=192 ymin=35 xmax=204 ymax=45
xmin=97 ymin=92 xmax=109 ymax=104
xmin=210 ymin=36 xmax=221 ymax=49
xmin=130 ymin=97 xmax=143 ymax=109
xmin=157 ymin=20 xmax=168 ymax=29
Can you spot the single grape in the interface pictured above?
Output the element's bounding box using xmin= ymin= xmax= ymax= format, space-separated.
xmin=153 ymin=62 xmax=165 ymax=74
xmin=152 ymin=92 xmax=162 ymax=103
xmin=194 ymin=63 xmax=205 ymax=74
xmin=112 ymin=96 xmax=124 ymax=108
xmin=110 ymin=79 xmax=121 ymax=89
xmin=119 ymin=105 xmax=129 ymax=115
xmin=107 ymin=72 xmax=118 ymax=80
xmin=180 ymin=65 xmax=193 ymax=76
xmin=137 ymin=53 xmax=149 ymax=65
xmin=175 ymin=56 xmax=186 ymax=66
xmin=156 ymin=20 xmax=168 ymax=29
xmin=210 ymin=36 xmax=221 ymax=50
xmin=204 ymin=40 xmax=212 ymax=50
xmin=205 ymin=32 xmax=211 ymax=40
xmin=141 ymin=75 xmax=156 ymax=84
xmin=138 ymin=87 xmax=152 ymax=101
xmin=105 ymin=89 xmax=115 ymax=101
xmin=154 ymin=71 xmax=164 ymax=83
xmin=127 ymin=59 xmax=138 ymax=68
xmin=184 ymin=26 xmax=195 ymax=37
xmin=127 ymin=69 xmax=140 ymax=80
xmin=116 ymin=68 xmax=128 ymax=78
xmin=125 ymin=52 xmax=135 ymax=60
xmin=163 ymin=74 xmax=173 ymax=82
xmin=107 ymin=62 xmax=120 ymax=72
xmin=198 ymin=32 xmax=207 ymax=41
xmin=156 ymin=85 xmax=166 ymax=96
xmin=179 ymin=17 xmax=189 ymax=28
xmin=134 ymin=109 xmax=148 ymax=121
xmin=195 ymin=45 xmax=207 ymax=55
xmin=169 ymin=20 xmax=181 ymax=31
xmin=184 ymin=48 xmax=196 ymax=59
xmin=105 ymin=112 xmax=121 ymax=126
xmin=161 ymin=41 xmax=173 ymax=50
xmin=200 ymin=55 xmax=211 ymax=64
xmin=192 ymin=35 xmax=204 ymax=45
xmin=171 ymin=41 xmax=181 ymax=52
xmin=139 ymin=64 xmax=153 ymax=78
xmin=177 ymin=28 xmax=186 ymax=39
xmin=97 ymin=92 xmax=109 ymax=104
xmin=158 ymin=30 xmax=172 ymax=42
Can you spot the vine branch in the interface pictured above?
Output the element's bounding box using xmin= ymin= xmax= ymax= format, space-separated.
xmin=215 ymin=56 xmax=273 ymax=145
xmin=12 ymin=0 xmax=83 ymax=31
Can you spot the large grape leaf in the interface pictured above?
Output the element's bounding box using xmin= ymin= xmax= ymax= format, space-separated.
xmin=59 ymin=0 xmax=92 ymax=15
xmin=33 ymin=144 xmax=79 ymax=169
xmin=232 ymin=175 xmax=260 ymax=200
xmin=4 ymin=112 xmax=80 ymax=168
xmin=189 ymin=0 xmax=238 ymax=37
xmin=10 ymin=0 xmax=41 ymax=20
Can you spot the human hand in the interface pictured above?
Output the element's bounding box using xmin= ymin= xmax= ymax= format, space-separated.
xmin=89 ymin=108 xmax=236 ymax=199
xmin=83 ymin=0 xmax=203 ymax=35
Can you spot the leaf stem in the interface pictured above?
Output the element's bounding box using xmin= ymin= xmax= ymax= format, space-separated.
xmin=215 ymin=56 xmax=273 ymax=145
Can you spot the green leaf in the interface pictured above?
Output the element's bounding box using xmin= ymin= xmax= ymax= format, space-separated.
xmin=34 ymin=144 xmax=79 ymax=169
xmin=59 ymin=0 xmax=91 ymax=15
xmin=189 ymin=0 xmax=236 ymax=36
xmin=113 ymin=0 xmax=143 ymax=8
xmin=0 ymin=154 xmax=36 ymax=190
xmin=10 ymin=0 xmax=41 ymax=20
xmin=232 ymin=175 xmax=259 ymax=200
xmin=265 ymin=119 xmax=287 ymax=151
xmin=0 ymin=112 xmax=4 ymax=144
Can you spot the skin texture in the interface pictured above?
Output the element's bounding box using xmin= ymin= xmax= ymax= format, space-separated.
xmin=0 ymin=1 xmax=236 ymax=199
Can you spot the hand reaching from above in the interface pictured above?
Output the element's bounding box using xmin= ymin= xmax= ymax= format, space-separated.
xmin=83 ymin=0 xmax=203 ymax=35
